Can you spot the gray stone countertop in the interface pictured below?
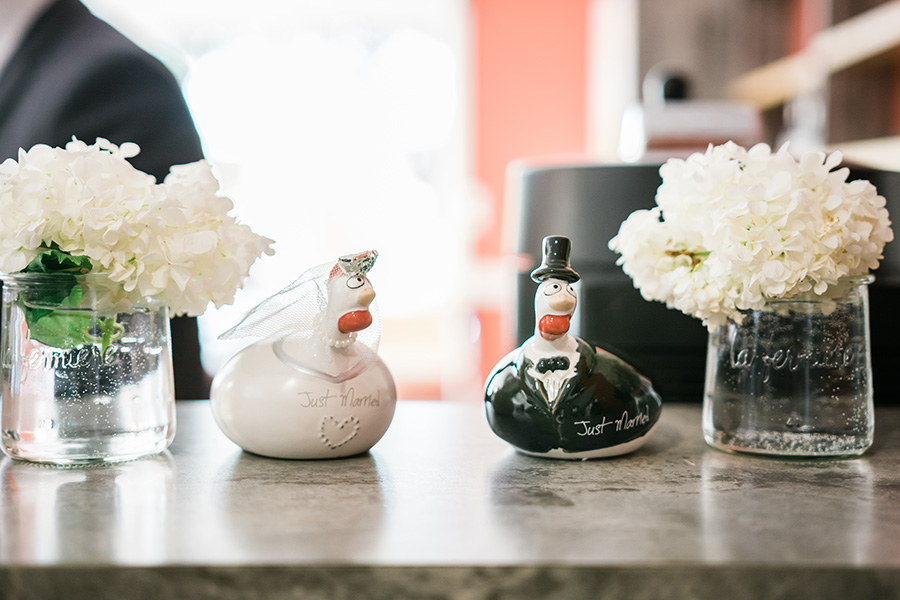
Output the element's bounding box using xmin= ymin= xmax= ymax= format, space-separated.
xmin=2 ymin=400 xmax=900 ymax=599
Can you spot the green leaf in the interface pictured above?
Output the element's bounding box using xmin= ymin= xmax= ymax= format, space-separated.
xmin=18 ymin=246 xmax=98 ymax=348
xmin=23 ymin=245 xmax=92 ymax=275
xmin=27 ymin=309 xmax=94 ymax=349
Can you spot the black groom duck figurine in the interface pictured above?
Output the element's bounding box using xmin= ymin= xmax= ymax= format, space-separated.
xmin=484 ymin=236 xmax=662 ymax=459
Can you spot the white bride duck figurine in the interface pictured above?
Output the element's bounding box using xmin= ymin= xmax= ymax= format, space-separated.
xmin=210 ymin=250 xmax=397 ymax=459
xmin=484 ymin=236 xmax=662 ymax=459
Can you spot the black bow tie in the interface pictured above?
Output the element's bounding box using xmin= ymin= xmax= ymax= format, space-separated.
xmin=536 ymin=356 xmax=570 ymax=374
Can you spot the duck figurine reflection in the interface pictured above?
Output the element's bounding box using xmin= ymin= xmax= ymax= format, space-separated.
xmin=210 ymin=250 xmax=396 ymax=459
xmin=485 ymin=236 xmax=662 ymax=459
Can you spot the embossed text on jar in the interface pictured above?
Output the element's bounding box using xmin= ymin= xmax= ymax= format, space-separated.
xmin=702 ymin=275 xmax=874 ymax=458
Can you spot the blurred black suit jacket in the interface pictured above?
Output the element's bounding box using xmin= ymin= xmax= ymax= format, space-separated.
xmin=0 ymin=0 xmax=210 ymax=399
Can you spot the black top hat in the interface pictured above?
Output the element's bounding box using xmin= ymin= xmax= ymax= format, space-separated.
xmin=531 ymin=235 xmax=580 ymax=283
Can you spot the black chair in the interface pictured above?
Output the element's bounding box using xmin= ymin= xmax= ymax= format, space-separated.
xmin=511 ymin=160 xmax=900 ymax=404
xmin=851 ymin=164 xmax=900 ymax=405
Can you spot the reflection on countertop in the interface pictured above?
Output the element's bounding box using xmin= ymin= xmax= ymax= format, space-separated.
xmin=2 ymin=400 xmax=900 ymax=599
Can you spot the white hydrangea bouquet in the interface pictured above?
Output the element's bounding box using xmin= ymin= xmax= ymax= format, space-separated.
xmin=609 ymin=141 xmax=893 ymax=328
xmin=0 ymin=138 xmax=273 ymax=347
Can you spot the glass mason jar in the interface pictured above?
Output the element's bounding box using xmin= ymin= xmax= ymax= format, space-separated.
xmin=0 ymin=273 xmax=176 ymax=465
xmin=702 ymin=275 xmax=874 ymax=458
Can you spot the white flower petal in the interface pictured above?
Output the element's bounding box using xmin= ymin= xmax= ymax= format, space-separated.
xmin=608 ymin=141 xmax=893 ymax=327
xmin=0 ymin=138 xmax=274 ymax=316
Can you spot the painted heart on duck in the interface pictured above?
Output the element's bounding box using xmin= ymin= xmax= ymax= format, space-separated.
xmin=319 ymin=415 xmax=361 ymax=450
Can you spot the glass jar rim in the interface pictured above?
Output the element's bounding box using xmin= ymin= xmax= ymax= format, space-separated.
xmin=1 ymin=271 xmax=117 ymax=284
xmin=842 ymin=274 xmax=875 ymax=285
xmin=758 ymin=273 xmax=875 ymax=307
xmin=0 ymin=271 xmax=165 ymax=310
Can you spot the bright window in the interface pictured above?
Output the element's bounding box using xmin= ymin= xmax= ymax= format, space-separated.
xmin=83 ymin=0 xmax=479 ymax=398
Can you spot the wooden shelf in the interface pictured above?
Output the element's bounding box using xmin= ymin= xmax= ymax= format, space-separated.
xmin=727 ymin=1 xmax=900 ymax=110
xmin=831 ymin=135 xmax=900 ymax=171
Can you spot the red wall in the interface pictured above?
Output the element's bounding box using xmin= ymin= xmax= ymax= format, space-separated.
xmin=471 ymin=0 xmax=590 ymax=377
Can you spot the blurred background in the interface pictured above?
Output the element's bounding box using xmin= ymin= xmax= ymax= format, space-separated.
xmin=79 ymin=0 xmax=900 ymax=401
